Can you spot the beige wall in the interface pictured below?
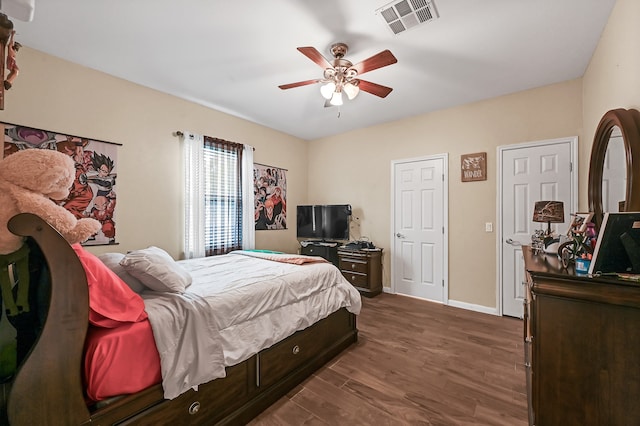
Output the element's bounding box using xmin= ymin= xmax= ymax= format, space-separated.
xmin=582 ymin=0 xmax=640 ymax=210
xmin=1 ymin=48 xmax=307 ymax=258
xmin=3 ymin=0 xmax=635 ymax=311
xmin=308 ymin=80 xmax=583 ymax=309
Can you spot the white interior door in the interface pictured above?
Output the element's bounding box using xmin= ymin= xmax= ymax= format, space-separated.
xmin=499 ymin=138 xmax=576 ymax=317
xmin=391 ymin=155 xmax=448 ymax=302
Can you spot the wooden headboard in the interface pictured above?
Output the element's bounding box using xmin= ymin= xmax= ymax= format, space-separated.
xmin=6 ymin=213 xmax=91 ymax=425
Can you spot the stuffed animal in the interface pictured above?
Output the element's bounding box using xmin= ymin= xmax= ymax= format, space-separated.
xmin=0 ymin=148 xmax=101 ymax=254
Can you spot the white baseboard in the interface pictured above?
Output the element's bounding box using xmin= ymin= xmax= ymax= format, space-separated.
xmin=447 ymin=299 xmax=498 ymax=316
xmin=381 ymin=288 xmax=499 ymax=316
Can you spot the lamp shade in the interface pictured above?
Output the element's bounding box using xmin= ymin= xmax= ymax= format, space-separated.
xmin=532 ymin=201 xmax=565 ymax=223
xmin=320 ymin=82 xmax=336 ymax=100
xmin=343 ymin=81 xmax=360 ymax=100
xmin=329 ymin=90 xmax=343 ymax=106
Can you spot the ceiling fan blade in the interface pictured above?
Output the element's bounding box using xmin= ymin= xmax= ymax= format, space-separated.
xmin=358 ymin=80 xmax=394 ymax=98
xmin=297 ymin=46 xmax=333 ymax=69
xmin=349 ymin=50 xmax=398 ymax=75
xmin=278 ymin=79 xmax=323 ymax=90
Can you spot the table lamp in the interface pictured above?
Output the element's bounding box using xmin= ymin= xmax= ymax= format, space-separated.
xmin=532 ymin=200 xmax=565 ymax=236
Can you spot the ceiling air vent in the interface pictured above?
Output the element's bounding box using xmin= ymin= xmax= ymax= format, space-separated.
xmin=376 ymin=0 xmax=439 ymax=35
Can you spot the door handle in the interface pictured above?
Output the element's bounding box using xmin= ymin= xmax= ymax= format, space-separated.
xmin=396 ymin=233 xmax=405 ymax=238
xmin=506 ymin=238 xmax=522 ymax=246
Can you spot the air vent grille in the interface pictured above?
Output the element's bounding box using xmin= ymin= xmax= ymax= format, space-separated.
xmin=376 ymin=0 xmax=439 ymax=35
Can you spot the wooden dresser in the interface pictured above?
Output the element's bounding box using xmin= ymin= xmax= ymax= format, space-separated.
xmin=523 ymin=246 xmax=640 ymax=425
xmin=337 ymin=248 xmax=382 ymax=297
xmin=300 ymin=242 xmax=339 ymax=267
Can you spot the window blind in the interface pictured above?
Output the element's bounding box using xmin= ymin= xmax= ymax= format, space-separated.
xmin=202 ymin=136 xmax=244 ymax=256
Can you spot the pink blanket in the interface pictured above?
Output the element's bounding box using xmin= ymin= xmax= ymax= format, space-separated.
xmin=230 ymin=250 xmax=329 ymax=265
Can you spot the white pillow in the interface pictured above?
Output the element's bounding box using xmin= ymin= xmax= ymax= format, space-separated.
xmin=98 ymin=252 xmax=146 ymax=294
xmin=119 ymin=246 xmax=192 ymax=293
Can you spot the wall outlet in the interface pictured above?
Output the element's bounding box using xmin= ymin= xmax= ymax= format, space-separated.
xmin=485 ymin=222 xmax=493 ymax=232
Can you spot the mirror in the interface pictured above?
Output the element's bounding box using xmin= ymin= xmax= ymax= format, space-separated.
xmin=602 ymin=127 xmax=626 ymax=213
xmin=588 ymin=108 xmax=640 ymax=230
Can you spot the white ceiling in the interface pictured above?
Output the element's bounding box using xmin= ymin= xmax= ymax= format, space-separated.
xmin=10 ymin=0 xmax=616 ymax=141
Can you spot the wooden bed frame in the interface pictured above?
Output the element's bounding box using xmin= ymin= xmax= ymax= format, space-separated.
xmin=1 ymin=213 xmax=358 ymax=425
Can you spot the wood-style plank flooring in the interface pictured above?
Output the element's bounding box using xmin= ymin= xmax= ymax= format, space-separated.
xmin=250 ymin=293 xmax=527 ymax=425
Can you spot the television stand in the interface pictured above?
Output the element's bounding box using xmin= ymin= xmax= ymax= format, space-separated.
xmin=300 ymin=241 xmax=339 ymax=267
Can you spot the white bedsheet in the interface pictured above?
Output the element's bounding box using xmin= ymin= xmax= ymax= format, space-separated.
xmin=142 ymin=251 xmax=362 ymax=399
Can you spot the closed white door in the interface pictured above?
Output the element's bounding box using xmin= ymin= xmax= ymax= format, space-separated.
xmin=499 ymin=138 xmax=576 ymax=317
xmin=392 ymin=155 xmax=447 ymax=302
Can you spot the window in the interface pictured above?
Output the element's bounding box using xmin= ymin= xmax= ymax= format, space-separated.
xmin=202 ymin=137 xmax=244 ymax=256
xmin=184 ymin=132 xmax=253 ymax=259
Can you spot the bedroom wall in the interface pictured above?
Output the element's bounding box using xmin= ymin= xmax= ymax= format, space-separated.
xmin=0 ymin=48 xmax=308 ymax=259
xmin=307 ymin=79 xmax=583 ymax=310
xmin=582 ymin=0 xmax=640 ymax=208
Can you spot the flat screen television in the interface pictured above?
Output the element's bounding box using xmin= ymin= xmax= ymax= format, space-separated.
xmin=297 ymin=204 xmax=351 ymax=241
xmin=589 ymin=212 xmax=640 ymax=274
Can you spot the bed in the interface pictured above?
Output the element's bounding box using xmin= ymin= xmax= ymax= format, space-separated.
xmin=2 ymin=213 xmax=360 ymax=425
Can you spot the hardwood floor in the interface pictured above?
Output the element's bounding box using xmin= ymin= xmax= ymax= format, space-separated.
xmin=250 ymin=293 xmax=527 ymax=425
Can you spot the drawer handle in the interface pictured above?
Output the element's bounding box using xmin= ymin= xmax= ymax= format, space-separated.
xmin=351 ymin=275 xmax=356 ymax=282
xmin=292 ymin=345 xmax=300 ymax=355
xmin=351 ymin=263 xmax=356 ymax=269
xmin=189 ymin=401 xmax=201 ymax=415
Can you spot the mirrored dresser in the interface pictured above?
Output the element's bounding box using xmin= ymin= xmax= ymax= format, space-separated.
xmin=523 ymin=246 xmax=640 ymax=425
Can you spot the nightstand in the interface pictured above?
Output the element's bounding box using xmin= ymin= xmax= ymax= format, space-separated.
xmin=337 ymin=248 xmax=382 ymax=297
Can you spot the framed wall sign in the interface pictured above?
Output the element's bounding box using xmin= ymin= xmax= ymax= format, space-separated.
xmin=461 ymin=152 xmax=487 ymax=182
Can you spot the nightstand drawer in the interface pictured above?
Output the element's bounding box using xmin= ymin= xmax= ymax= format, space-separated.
xmin=342 ymin=271 xmax=368 ymax=287
xmin=339 ymin=257 xmax=368 ymax=274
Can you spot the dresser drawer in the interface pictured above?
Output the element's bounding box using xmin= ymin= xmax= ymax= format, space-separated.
xmin=301 ymin=245 xmax=321 ymax=256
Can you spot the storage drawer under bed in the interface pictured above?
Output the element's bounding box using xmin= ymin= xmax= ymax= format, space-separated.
xmin=115 ymin=361 xmax=251 ymax=426
xmin=258 ymin=308 xmax=351 ymax=389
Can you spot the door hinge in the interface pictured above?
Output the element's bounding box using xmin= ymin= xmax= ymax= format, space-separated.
xmin=442 ymin=279 xmax=445 ymax=287
xmin=442 ymin=174 xmax=444 ymax=181
xmin=442 ymin=226 xmax=444 ymax=234
xmin=570 ymin=162 xmax=573 ymax=172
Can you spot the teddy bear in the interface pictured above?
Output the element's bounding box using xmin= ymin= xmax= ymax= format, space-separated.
xmin=0 ymin=148 xmax=101 ymax=254
xmin=0 ymin=148 xmax=101 ymax=368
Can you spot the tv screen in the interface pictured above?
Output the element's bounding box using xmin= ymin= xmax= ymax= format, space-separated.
xmin=323 ymin=204 xmax=352 ymax=241
xmin=296 ymin=205 xmax=322 ymax=239
xmin=296 ymin=204 xmax=351 ymax=241
xmin=589 ymin=212 xmax=640 ymax=274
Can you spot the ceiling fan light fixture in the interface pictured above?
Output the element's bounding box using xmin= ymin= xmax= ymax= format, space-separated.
xmin=329 ymin=90 xmax=343 ymax=106
xmin=320 ymin=81 xmax=336 ymax=100
xmin=343 ymin=81 xmax=360 ymax=100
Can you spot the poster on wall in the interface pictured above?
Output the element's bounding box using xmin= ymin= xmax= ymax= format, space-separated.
xmin=2 ymin=122 xmax=121 ymax=246
xmin=254 ymin=163 xmax=287 ymax=230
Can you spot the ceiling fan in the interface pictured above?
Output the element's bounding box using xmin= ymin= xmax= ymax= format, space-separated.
xmin=278 ymin=43 xmax=398 ymax=106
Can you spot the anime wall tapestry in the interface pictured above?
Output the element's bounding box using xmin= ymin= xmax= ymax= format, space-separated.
xmin=254 ymin=163 xmax=287 ymax=230
xmin=2 ymin=122 xmax=120 ymax=246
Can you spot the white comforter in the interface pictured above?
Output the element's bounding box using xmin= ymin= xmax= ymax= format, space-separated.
xmin=142 ymin=251 xmax=362 ymax=399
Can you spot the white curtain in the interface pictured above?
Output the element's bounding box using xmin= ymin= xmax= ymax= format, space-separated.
xmin=242 ymin=144 xmax=255 ymax=250
xmin=182 ymin=131 xmax=206 ymax=259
